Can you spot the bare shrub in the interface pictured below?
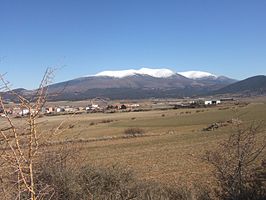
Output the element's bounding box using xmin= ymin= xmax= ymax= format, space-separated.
xmin=35 ymin=148 xmax=83 ymax=200
xmin=31 ymin=148 xmax=196 ymax=200
xmin=90 ymin=122 xmax=95 ymax=126
xmin=0 ymin=69 xmax=55 ymax=199
xmin=192 ymin=183 xmax=212 ymax=200
xmin=78 ymin=165 xmax=137 ymax=199
xmin=0 ymin=69 xmax=74 ymax=199
xmin=204 ymin=121 xmax=266 ymax=200
xmin=100 ymin=119 xmax=113 ymax=123
xmin=36 ymin=158 xmax=194 ymax=200
xmin=124 ymin=128 xmax=145 ymax=136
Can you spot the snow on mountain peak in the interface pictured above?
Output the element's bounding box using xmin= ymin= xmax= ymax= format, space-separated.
xmin=94 ymin=68 xmax=175 ymax=78
xmin=92 ymin=68 xmax=218 ymax=79
xmin=178 ymin=71 xmax=217 ymax=79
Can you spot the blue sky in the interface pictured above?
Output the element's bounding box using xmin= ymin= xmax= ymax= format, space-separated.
xmin=0 ymin=0 xmax=266 ymax=89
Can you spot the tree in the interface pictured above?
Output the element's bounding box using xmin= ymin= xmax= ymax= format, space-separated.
xmin=204 ymin=120 xmax=266 ymax=200
xmin=0 ymin=68 xmax=54 ymax=199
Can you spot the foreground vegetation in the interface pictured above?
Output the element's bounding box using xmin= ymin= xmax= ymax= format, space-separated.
xmin=1 ymin=119 xmax=265 ymax=199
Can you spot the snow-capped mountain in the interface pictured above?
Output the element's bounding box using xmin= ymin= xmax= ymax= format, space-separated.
xmin=94 ymin=68 xmax=176 ymax=78
xmin=94 ymin=68 xmax=223 ymax=80
xmin=178 ymin=71 xmax=217 ymax=79
xmin=4 ymin=68 xmax=237 ymax=101
xmin=38 ymin=68 xmax=236 ymax=100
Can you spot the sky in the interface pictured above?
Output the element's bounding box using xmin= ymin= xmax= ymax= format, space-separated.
xmin=0 ymin=0 xmax=266 ymax=89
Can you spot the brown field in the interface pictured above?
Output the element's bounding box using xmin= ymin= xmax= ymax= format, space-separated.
xmin=1 ymin=99 xmax=266 ymax=187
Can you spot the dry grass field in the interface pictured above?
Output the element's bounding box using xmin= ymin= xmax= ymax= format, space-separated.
xmin=1 ymin=100 xmax=266 ymax=188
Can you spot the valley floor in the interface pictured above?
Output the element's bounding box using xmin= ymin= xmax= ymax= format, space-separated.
xmin=1 ymin=99 xmax=266 ymax=187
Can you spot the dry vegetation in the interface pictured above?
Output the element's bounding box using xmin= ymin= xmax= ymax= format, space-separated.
xmin=0 ymin=69 xmax=55 ymax=200
xmin=124 ymin=128 xmax=145 ymax=136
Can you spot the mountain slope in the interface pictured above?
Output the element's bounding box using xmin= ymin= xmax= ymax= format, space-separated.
xmin=49 ymin=74 xmax=193 ymax=91
xmin=46 ymin=74 xmax=202 ymax=100
xmin=213 ymin=75 xmax=266 ymax=95
xmin=2 ymin=68 xmax=238 ymax=101
xmin=45 ymin=68 xmax=234 ymax=100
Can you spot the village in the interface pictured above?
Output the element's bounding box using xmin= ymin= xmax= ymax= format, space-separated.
xmin=0 ymin=97 xmax=234 ymax=118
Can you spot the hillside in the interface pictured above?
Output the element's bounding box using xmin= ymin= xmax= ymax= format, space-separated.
xmin=213 ymin=75 xmax=266 ymax=96
xmin=1 ymin=68 xmax=237 ymax=101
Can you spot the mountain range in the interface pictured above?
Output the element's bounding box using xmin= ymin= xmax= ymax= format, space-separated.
xmin=45 ymin=68 xmax=236 ymax=100
xmin=2 ymin=68 xmax=266 ymax=101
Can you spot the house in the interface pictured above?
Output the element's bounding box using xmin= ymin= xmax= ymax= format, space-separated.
xmin=86 ymin=104 xmax=100 ymax=111
xmin=120 ymin=104 xmax=127 ymax=109
xmin=12 ymin=107 xmax=21 ymax=115
xmin=56 ymin=107 xmax=65 ymax=113
xmin=64 ymin=107 xmax=76 ymax=112
xmin=46 ymin=107 xmax=55 ymax=114
xmin=19 ymin=109 xmax=30 ymax=116
xmin=92 ymin=104 xmax=99 ymax=109
xmin=204 ymin=100 xmax=221 ymax=105
xmin=85 ymin=106 xmax=91 ymax=111
xmin=130 ymin=104 xmax=140 ymax=108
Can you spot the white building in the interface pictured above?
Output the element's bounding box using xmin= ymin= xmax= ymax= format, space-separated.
xmin=56 ymin=107 xmax=64 ymax=113
xmin=130 ymin=104 xmax=140 ymax=108
xmin=204 ymin=100 xmax=221 ymax=105
xmin=19 ymin=109 xmax=30 ymax=116
xmin=92 ymin=104 xmax=99 ymax=109
xmin=64 ymin=107 xmax=76 ymax=112
xmin=86 ymin=104 xmax=100 ymax=111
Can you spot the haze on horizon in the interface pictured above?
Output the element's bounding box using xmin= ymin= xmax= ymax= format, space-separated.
xmin=1 ymin=0 xmax=266 ymax=89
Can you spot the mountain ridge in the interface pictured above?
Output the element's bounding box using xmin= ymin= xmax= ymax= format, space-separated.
xmin=212 ymin=75 xmax=266 ymax=96
xmin=2 ymin=67 xmax=253 ymax=101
